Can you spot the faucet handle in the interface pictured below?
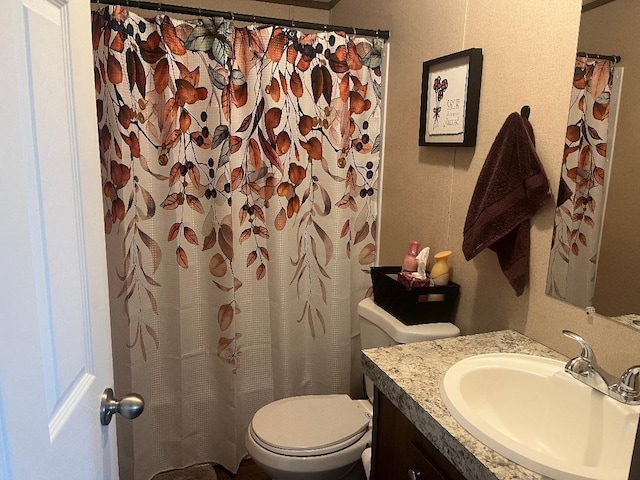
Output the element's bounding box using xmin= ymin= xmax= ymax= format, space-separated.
xmin=562 ymin=330 xmax=603 ymax=383
xmin=618 ymin=366 xmax=640 ymax=397
xmin=562 ymin=330 xmax=596 ymax=362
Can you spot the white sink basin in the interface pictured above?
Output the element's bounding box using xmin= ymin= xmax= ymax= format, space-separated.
xmin=441 ymin=353 xmax=640 ymax=480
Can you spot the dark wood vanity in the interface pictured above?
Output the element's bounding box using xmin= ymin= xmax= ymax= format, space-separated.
xmin=371 ymin=387 xmax=466 ymax=480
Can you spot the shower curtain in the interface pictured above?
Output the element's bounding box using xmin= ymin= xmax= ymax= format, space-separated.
xmin=547 ymin=56 xmax=613 ymax=307
xmin=92 ymin=6 xmax=383 ymax=478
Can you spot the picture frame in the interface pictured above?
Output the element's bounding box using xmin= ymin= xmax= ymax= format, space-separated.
xmin=419 ymin=48 xmax=483 ymax=147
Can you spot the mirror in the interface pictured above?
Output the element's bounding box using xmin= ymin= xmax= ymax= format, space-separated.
xmin=546 ymin=0 xmax=640 ymax=319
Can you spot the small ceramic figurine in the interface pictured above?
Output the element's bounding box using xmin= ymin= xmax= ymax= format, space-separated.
xmin=402 ymin=241 xmax=421 ymax=272
xmin=431 ymin=250 xmax=452 ymax=286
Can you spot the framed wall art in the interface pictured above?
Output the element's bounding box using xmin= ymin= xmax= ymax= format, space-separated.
xmin=419 ymin=48 xmax=483 ymax=147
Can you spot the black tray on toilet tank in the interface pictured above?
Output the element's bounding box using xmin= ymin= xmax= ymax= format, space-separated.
xmin=370 ymin=266 xmax=460 ymax=326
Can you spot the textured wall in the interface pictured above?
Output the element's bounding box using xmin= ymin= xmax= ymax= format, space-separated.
xmin=330 ymin=0 xmax=640 ymax=376
xmin=110 ymin=0 xmax=330 ymax=26
xmin=174 ymin=0 xmax=327 ymax=22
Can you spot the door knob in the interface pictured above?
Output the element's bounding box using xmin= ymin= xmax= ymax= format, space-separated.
xmin=100 ymin=388 xmax=145 ymax=425
xmin=408 ymin=469 xmax=422 ymax=479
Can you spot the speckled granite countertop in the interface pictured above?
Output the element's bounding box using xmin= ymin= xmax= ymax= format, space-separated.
xmin=613 ymin=314 xmax=640 ymax=330
xmin=361 ymin=330 xmax=567 ymax=480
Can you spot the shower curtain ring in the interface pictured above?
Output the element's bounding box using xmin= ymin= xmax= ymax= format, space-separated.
xmin=353 ymin=27 xmax=357 ymax=36
xmin=157 ymin=2 xmax=161 ymax=12
xmin=229 ymin=11 xmax=235 ymax=21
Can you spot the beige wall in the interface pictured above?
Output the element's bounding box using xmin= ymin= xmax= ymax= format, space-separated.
xmin=331 ymin=0 xmax=640 ymax=377
xmin=124 ymin=0 xmax=330 ymax=26
xmin=580 ymin=0 xmax=640 ymax=316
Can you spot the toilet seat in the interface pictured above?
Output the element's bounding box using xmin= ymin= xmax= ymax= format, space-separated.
xmin=250 ymin=395 xmax=370 ymax=457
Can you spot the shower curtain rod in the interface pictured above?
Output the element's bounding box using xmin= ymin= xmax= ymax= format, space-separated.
xmin=90 ymin=0 xmax=390 ymax=39
xmin=577 ymin=51 xmax=622 ymax=63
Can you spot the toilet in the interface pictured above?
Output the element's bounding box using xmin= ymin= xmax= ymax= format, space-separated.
xmin=244 ymin=297 xmax=460 ymax=480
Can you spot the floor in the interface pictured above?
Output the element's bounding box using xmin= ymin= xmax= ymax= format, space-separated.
xmin=214 ymin=459 xmax=272 ymax=480
xmin=152 ymin=459 xmax=271 ymax=480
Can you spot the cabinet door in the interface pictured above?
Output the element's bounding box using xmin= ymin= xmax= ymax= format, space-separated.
xmin=371 ymin=387 xmax=466 ymax=480
xmin=406 ymin=440 xmax=448 ymax=480
xmin=370 ymin=388 xmax=409 ymax=478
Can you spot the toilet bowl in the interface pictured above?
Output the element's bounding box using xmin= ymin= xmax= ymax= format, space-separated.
xmin=245 ymin=297 xmax=460 ymax=480
xmin=245 ymin=395 xmax=372 ymax=480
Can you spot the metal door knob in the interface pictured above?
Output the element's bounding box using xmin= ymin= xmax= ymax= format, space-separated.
xmin=408 ymin=469 xmax=422 ymax=479
xmin=100 ymin=388 xmax=145 ymax=425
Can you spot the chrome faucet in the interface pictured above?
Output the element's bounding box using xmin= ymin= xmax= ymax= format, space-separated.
xmin=563 ymin=330 xmax=640 ymax=405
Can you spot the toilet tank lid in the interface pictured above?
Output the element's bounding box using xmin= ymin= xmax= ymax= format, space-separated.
xmin=358 ymin=297 xmax=460 ymax=343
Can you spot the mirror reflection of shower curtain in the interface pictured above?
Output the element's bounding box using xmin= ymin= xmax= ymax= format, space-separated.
xmin=92 ymin=6 xmax=384 ymax=478
xmin=546 ymin=57 xmax=621 ymax=307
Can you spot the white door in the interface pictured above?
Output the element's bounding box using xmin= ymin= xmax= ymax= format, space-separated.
xmin=0 ymin=0 xmax=119 ymax=478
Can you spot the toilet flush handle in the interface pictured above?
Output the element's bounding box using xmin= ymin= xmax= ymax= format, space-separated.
xmin=408 ymin=469 xmax=422 ymax=479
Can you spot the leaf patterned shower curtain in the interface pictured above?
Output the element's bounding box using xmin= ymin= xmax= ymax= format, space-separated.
xmin=92 ymin=6 xmax=383 ymax=478
xmin=547 ymin=57 xmax=613 ymax=307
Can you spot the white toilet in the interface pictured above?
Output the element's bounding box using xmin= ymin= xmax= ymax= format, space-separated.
xmin=244 ymin=297 xmax=460 ymax=480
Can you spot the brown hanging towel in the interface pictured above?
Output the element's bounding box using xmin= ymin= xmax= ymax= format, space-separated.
xmin=462 ymin=112 xmax=551 ymax=295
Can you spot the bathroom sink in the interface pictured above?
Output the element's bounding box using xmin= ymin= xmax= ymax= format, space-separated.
xmin=441 ymin=353 xmax=640 ymax=480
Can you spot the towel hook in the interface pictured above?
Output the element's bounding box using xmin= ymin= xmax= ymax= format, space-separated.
xmin=520 ymin=105 xmax=531 ymax=119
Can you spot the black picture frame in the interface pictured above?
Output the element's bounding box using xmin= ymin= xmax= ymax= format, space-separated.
xmin=419 ymin=48 xmax=483 ymax=147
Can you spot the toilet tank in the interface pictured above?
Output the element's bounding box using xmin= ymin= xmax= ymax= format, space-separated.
xmin=358 ymin=297 xmax=460 ymax=401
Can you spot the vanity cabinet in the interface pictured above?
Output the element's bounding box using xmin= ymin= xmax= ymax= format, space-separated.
xmin=371 ymin=387 xmax=466 ymax=480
